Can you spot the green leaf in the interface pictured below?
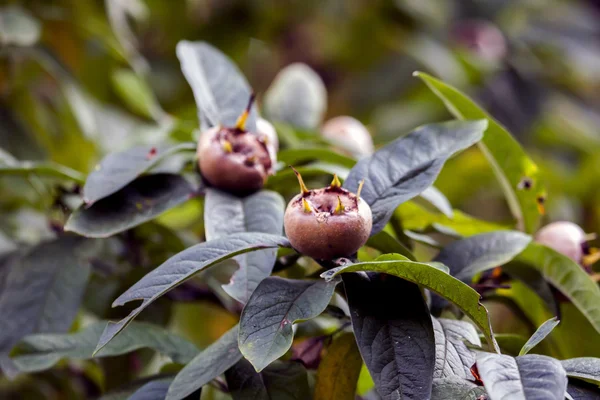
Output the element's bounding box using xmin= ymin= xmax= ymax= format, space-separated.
xmin=277 ymin=147 xmax=357 ymax=169
xmin=226 ymin=358 xmax=311 ymax=400
xmin=476 ymin=353 xmax=567 ymax=400
xmin=344 ymin=120 xmax=487 ymax=234
xmin=238 ymin=277 xmax=339 ymax=372
xmin=433 ymin=318 xmax=481 ymax=379
xmin=0 ymin=6 xmax=40 ymax=46
xmin=111 ymin=68 xmax=163 ymax=120
xmin=416 ymin=72 xmax=545 ymax=233
xmin=11 ymin=321 xmax=198 ymax=373
xmin=561 ymin=358 xmax=600 ymax=386
xmin=266 ymin=162 xmax=351 ymax=191
xmin=431 ymin=378 xmax=487 ymax=400
xmin=264 ymin=63 xmax=327 ymax=130
xmin=520 ymin=317 xmax=560 ymax=356
xmin=366 ymin=231 xmax=416 ymax=261
xmin=66 ymin=174 xmax=196 ymax=238
xmin=419 ymin=186 xmax=454 ymax=218
xmin=491 ymin=334 xmax=529 ymax=357
xmin=0 ymin=237 xmax=97 ymax=375
xmin=0 ymin=161 xmax=85 ymax=183
xmin=166 ymin=326 xmax=240 ymax=400
xmin=95 ymin=233 xmax=290 ymax=353
xmin=322 ymin=254 xmax=499 ymax=352
xmin=176 ymin=41 xmax=257 ymax=131
xmin=82 ymin=143 xmax=196 ymax=205
xmin=314 ymin=332 xmax=363 ymax=400
xmin=514 ymin=242 xmax=600 ymax=335
xmin=204 ymin=189 xmax=285 ymax=303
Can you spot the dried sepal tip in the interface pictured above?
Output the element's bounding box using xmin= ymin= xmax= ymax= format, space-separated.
xmin=356 ymin=179 xmax=365 ymax=200
xmin=221 ymin=140 xmax=233 ymax=153
xmin=302 ymin=198 xmax=313 ymax=214
xmin=290 ymin=166 xmax=310 ymax=195
xmin=235 ymin=93 xmax=256 ymax=131
xmin=334 ymin=196 xmax=344 ymax=215
xmin=330 ymin=174 xmax=341 ymax=188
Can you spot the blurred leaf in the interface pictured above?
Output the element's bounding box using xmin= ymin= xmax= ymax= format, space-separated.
xmin=420 ymin=186 xmax=454 ymax=218
xmin=344 ymin=120 xmax=487 ymax=235
xmin=11 ymin=321 xmax=198 ymax=373
xmin=520 ymin=317 xmax=560 ymax=356
xmin=431 ymin=378 xmax=487 ymax=400
xmin=0 ymin=237 xmax=97 ymax=375
xmin=105 ymin=0 xmax=149 ymax=74
xmin=82 ymin=143 xmax=195 ymax=205
xmin=562 ymin=358 xmax=600 ymax=386
xmin=266 ymin=162 xmax=350 ymax=191
xmin=226 ymin=358 xmax=310 ymax=400
xmin=314 ymin=332 xmax=362 ymax=400
xmin=277 ymin=147 xmax=357 ymax=169
xmin=322 ymin=254 xmax=499 ymax=352
xmin=166 ymin=326 xmax=240 ymax=400
xmin=416 ymin=72 xmax=545 ymax=233
xmin=176 ymin=41 xmax=257 ymax=131
xmin=0 ymin=6 xmax=40 ymax=46
xmin=205 ymin=189 xmax=284 ymax=303
xmin=514 ymin=243 xmax=600 ymax=336
xmin=341 ymin=271 xmax=435 ymax=400
xmin=433 ymin=318 xmax=481 ymax=379
xmin=238 ymin=277 xmax=339 ymax=372
xmin=130 ymin=378 xmax=176 ymax=400
xmin=0 ymin=160 xmax=85 ymax=183
xmin=566 ymin=380 xmax=600 ymax=400
xmin=66 ymin=174 xmax=196 ymax=238
xmin=264 ymin=63 xmax=327 ymax=130
xmin=111 ymin=69 xmax=163 ymax=120
xmin=476 ymin=353 xmax=567 ymax=400
xmin=492 ymin=334 xmax=529 ymax=357
xmin=95 ymin=233 xmax=290 ymax=353
xmin=366 ymin=230 xmax=416 ymax=261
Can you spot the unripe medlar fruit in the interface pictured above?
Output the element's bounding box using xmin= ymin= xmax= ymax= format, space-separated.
xmin=284 ymin=170 xmax=372 ymax=260
xmin=197 ymin=96 xmax=274 ymax=195
xmin=535 ymin=221 xmax=597 ymax=266
xmin=321 ymin=116 xmax=374 ymax=157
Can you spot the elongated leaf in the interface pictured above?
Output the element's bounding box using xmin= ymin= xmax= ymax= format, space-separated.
xmin=66 ymin=174 xmax=196 ymax=238
xmin=492 ymin=334 xmax=529 ymax=357
xmin=435 ymin=231 xmax=531 ymax=281
xmin=0 ymin=161 xmax=85 ymax=183
xmin=420 ymin=186 xmax=454 ymax=218
xmin=111 ymin=68 xmax=163 ymax=120
xmin=176 ymin=41 xmax=257 ymax=131
xmin=205 ymin=189 xmax=284 ymax=303
xmin=129 ymin=377 xmax=201 ymax=400
xmin=416 ymin=72 xmax=545 ymax=233
xmin=431 ymin=378 xmax=487 ymax=400
xmin=266 ymin=162 xmax=350 ymax=191
xmin=342 ymin=272 xmax=435 ymax=400
xmin=562 ymin=358 xmax=600 ymax=386
xmin=514 ymin=242 xmax=600 ymax=335
xmin=322 ymin=255 xmax=499 ymax=352
xmin=166 ymin=326 xmax=240 ymax=400
xmin=11 ymin=321 xmax=198 ymax=373
xmin=566 ymin=380 xmax=600 ymax=400
xmin=95 ymin=233 xmax=290 ymax=353
xmin=239 ymin=277 xmax=338 ymax=372
xmin=344 ymin=120 xmax=487 ymax=234
xmin=314 ymin=332 xmax=364 ymax=400
xmin=519 ymin=317 xmax=560 ymax=356
xmin=477 ymin=353 xmax=567 ymax=400
xmin=433 ymin=318 xmax=481 ymax=379
xmin=83 ymin=143 xmax=195 ymax=204
xmin=277 ymin=147 xmax=356 ymax=169
xmin=264 ymin=63 xmax=327 ymax=130
xmin=226 ymin=358 xmax=310 ymax=400
xmin=0 ymin=237 xmax=95 ymax=373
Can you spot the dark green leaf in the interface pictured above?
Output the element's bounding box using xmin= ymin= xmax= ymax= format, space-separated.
xmin=366 ymin=231 xmax=416 ymax=261
xmin=66 ymin=174 xmax=196 ymax=238
xmin=264 ymin=63 xmax=327 ymax=130
xmin=433 ymin=318 xmax=481 ymax=379
xmin=344 ymin=120 xmax=487 ymax=235
xmin=562 ymin=358 xmax=600 ymax=386
xmin=566 ymin=380 xmax=600 ymax=400
xmin=176 ymin=41 xmax=257 ymax=131
xmin=277 ymin=147 xmax=357 ymax=169
xmin=431 ymin=378 xmax=487 ymax=400
xmin=476 ymin=353 xmax=568 ymax=400
xmin=82 ymin=143 xmax=195 ymax=204
xmin=416 ymin=72 xmax=545 ymax=233
xmin=492 ymin=334 xmax=529 ymax=357
xmin=314 ymin=332 xmax=363 ymax=400
xmin=204 ymin=189 xmax=285 ymax=303
xmin=342 ymin=272 xmax=435 ymax=400
xmin=239 ymin=277 xmax=338 ymax=372
xmin=0 ymin=237 xmax=96 ymax=374
xmin=322 ymin=255 xmax=499 ymax=352
xmin=520 ymin=317 xmax=560 ymax=356
xmin=166 ymin=326 xmax=240 ymax=400
xmin=226 ymin=358 xmax=310 ymax=400
xmin=12 ymin=321 xmax=198 ymax=373
xmin=514 ymin=243 xmax=600 ymax=335
xmin=95 ymin=233 xmax=290 ymax=353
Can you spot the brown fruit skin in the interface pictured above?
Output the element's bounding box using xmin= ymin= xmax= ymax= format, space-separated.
xmin=197 ymin=126 xmax=272 ymax=195
xmin=284 ymin=190 xmax=372 ymax=260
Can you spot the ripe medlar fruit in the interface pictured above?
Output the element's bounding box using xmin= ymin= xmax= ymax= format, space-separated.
xmin=535 ymin=221 xmax=598 ymax=267
xmin=284 ymin=170 xmax=372 ymax=260
xmin=197 ymin=95 xmax=274 ymax=195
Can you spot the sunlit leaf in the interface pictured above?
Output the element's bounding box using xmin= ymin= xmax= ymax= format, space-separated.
xmin=519 ymin=317 xmax=560 ymax=356
xmin=562 ymin=358 xmax=600 ymax=386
